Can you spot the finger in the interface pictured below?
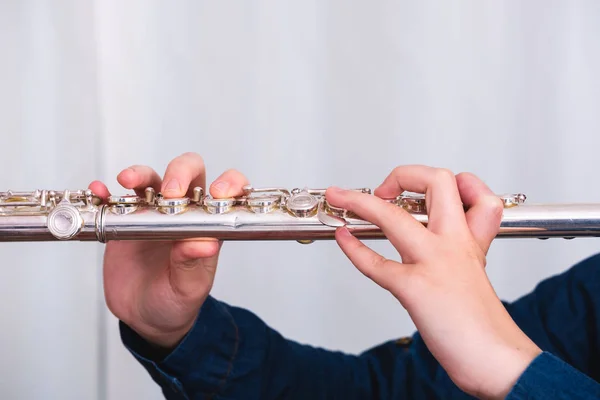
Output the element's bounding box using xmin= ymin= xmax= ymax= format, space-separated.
xmin=161 ymin=152 xmax=206 ymax=199
xmin=169 ymin=239 xmax=221 ymax=299
xmin=373 ymin=165 xmax=467 ymax=234
xmin=326 ymin=186 xmax=430 ymax=260
xmin=456 ymin=172 xmax=503 ymax=253
xmin=209 ymin=169 xmax=250 ymax=198
xmin=88 ymin=180 xmax=111 ymax=202
xmin=116 ymin=165 xmax=163 ymax=197
xmin=335 ymin=227 xmax=410 ymax=294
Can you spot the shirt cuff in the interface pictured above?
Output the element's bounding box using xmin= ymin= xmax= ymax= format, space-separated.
xmin=507 ymin=351 xmax=600 ymax=399
xmin=119 ymin=295 xmax=239 ymax=398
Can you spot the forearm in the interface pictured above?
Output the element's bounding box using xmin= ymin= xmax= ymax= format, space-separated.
xmin=120 ymin=296 xmax=449 ymax=399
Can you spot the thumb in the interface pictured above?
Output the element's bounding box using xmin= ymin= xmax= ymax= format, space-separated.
xmin=335 ymin=227 xmax=412 ymax=296
xmin=169 ymin=239 xmax=222 ymax=299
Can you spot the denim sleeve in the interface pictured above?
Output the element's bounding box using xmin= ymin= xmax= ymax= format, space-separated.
xmin=120 ymin=295 xmax=455 ymax=400
xmin=120 ymin=252 xmax=600 ymax=399
xmin=507 ymin=351 xmax=600 ymax=399
xmin=502 ymin=252 xmax=600 ymax=381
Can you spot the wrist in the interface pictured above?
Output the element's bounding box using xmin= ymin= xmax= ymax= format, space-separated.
xmin=479 ymin=340 xmax=542 ymax=400
xmin=131 ymin=317 xmax=197 ymax=352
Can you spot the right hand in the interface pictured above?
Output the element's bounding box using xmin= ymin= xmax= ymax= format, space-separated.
xmin=326 ymin=167 xmax=541 ymax=400
xmin=88 ymin=152 xmax=249 ymax=350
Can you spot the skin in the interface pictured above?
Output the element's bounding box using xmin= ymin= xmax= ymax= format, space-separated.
xmin=90 ymin=153 xmax=541 ymax=399
xmin=326 ymin=166 xmax=542 ymax=399
xmin=89 ymin=152 xmax=250 ymax=349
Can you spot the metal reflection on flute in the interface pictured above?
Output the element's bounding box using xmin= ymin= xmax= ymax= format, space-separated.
xmin=1 ymin=185 xmax=600 ymax=243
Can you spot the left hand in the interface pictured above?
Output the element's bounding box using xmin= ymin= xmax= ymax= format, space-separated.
xmin=325 ymin=166 xmax=542 ymax=400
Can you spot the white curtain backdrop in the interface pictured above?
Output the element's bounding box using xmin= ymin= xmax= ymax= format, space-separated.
xmin=1 ymin=1 xmax=599 ymax=399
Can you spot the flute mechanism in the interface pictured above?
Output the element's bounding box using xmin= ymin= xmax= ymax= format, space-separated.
xmin=0 ymin=185 xmax=598 ymax=243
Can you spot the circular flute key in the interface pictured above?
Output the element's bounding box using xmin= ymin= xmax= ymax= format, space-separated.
xmin=398 ymin=193 xmax=426 ymax=213
xmin=108 ymin=195 xmax=142 ymax=205
xmin=324 ymin=202 xmax=358 ymax=219
xmin=47 ymin=203 xmax=84 ymax=240
xmin=157 ymin=197 xmax=190 ymax=215
xmin=247 ymin=196 xmax=280 ymax=213
xmin=286 ymin=191 xmax=318 ymax=217
xmin=204 ymin=197 xmax=235 ymax=214
xmin=108 ymin=195 xmax=142 ymax=215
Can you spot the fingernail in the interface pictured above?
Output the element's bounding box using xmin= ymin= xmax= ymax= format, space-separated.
xmin=212 ymin=180 xmax=230 ymax=194
xmin=163 ymin=179 xmax=180 ymax=192
xmin=337 ymin=227 xmax=352 ymax=238
xmin=329 ymin=186 xmax=345 ymax=193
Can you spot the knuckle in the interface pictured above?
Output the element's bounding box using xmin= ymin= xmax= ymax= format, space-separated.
xmin=391 ymin=165 xmax=402 ymax=174
xmin=391 ymin=165 xmax=407 ymax=176
xmin=455 ymin=171 xmax=475 ymax=179
xmin=488 ymin=196 xmax=504 ymax=219
xmin=222 ymin=168 xmax=244 ymax=179
xmin=390 ymin=268 xmax=422 ymax=305
xmin=358 ymin=254 xmax=386 ymax=283
xmin=180 ymin=151 xmax=204 ymax=161
xmin=171 ymin=152 xmax=205 ymax=170
xmin=360 ymin=266 xmax=378 ymax=283
xmin=435 ymin=167 xmax=455 ymax=182
xmin=455 ymin=171 xmax=472 ymax=184
xmin=369 ymin=253 xmax=387 ymax=269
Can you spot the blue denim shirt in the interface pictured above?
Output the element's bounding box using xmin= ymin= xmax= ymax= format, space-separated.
xmin=120 ymin=253 xmax=600 ymax=399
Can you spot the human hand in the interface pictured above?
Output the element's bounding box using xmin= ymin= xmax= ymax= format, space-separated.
xmin=89 ymin=152 xmax=249 ymax=350
xmin=326 ymin=166 xmax=542 ymax=400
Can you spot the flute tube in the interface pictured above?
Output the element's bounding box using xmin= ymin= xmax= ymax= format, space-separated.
xmin=1 ymin=186 xmax=600 ymax=243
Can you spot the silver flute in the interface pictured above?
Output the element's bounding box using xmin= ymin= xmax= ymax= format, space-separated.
xmin=1 ymin=185 xmax=600 ymax=243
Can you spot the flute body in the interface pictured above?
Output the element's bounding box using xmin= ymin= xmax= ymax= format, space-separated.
xmin=1 ymin=185 xmax=600 ymax=243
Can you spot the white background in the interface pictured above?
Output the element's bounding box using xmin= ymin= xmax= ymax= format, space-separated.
xmin=1 ymin=1 xmax=599 ymax=399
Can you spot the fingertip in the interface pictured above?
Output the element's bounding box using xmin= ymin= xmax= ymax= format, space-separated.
xmin=209 ymin=180 xmax=231 ymax=198
xmin=179 ymin=151 xmax=205 ymax=164
xmin=335 ymin=227 xmax=363 ymax=254
xmin=117 ymin=168 xmax=138 ymax=189
xmin=334 ymin=227 xmax=347 ymax=246
xmin=373 ymin=181 xmax=398 ymax=199
xmin=373 ymin=185 xmax=389 ymax=198
xmin=88 ymin=180 xmax=105 ymax=190
xmin=456 ymin=172 xmax=494 ymax=200
xmin=161 ymin=178 xmax=185 ymax=197
xmin=172 ymin=239 xmax=221 ymax=261
xmin=88 ymin=180 xmax=110 ymax=199
xmin=209 ymin=169 xmax=250 ymax=198
xmin=335 ymin=226 xmax=353 ymax=240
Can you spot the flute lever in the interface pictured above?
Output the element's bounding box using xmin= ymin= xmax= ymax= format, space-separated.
xmin=317 ymin=199 xmax=347 ymax=227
